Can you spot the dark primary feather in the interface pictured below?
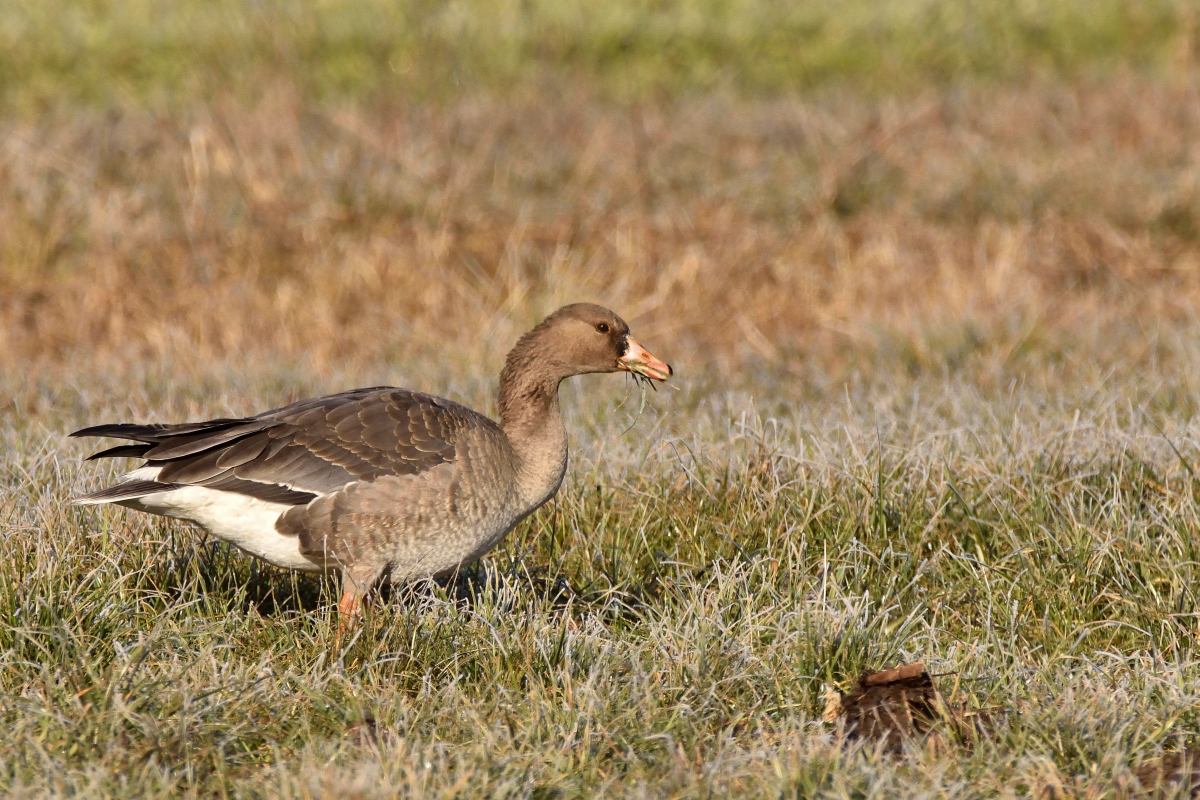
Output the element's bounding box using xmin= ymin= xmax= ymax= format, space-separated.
xmin=143 ymin=421 xmax=270 ymax=460
xmin=78 ymin=479 xmax=182 ymax=503
xmin=70 ymin=420 xmax=244 ymax=442
xmin=72 ymin=387 xmax=476 ymax=505
xmin=85 ymin=443 xmax=152 ymax=461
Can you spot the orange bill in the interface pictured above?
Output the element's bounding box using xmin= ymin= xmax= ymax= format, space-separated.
xmin=618 ymin=337 xmax=672 ymax=381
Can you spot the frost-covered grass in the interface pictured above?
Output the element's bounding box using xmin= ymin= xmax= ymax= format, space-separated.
xmin=6 ymin=364 xmax=1200 ymax=796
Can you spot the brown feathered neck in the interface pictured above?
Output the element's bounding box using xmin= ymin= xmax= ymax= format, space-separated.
xmin=497 ymin=319 xmax=567 ymax=435
xmin=496 ymin=319 xmax=573 ymax=505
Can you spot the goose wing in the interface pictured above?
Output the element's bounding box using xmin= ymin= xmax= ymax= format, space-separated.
xmin=72 ymin=387 xmax=487 ymax=504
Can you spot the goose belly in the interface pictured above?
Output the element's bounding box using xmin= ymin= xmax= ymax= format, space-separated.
xmin=384 ymin=500 xmax=529 ymax=581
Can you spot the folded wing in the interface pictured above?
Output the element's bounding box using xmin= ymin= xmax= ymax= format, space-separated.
xmin=72 ymin=386 xmax=469 ymax=505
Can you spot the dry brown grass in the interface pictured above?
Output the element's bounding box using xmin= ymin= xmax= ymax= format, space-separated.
xmin=5 ymin=72 xmax=1200 ymax=394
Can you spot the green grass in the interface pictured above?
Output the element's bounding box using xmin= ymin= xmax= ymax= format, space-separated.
xmin=0 ymin=0 xmax=1192 ymax=111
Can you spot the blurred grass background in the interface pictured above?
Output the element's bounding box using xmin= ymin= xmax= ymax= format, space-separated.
xmin=2 ymin=0 xmax=1195 ymax=112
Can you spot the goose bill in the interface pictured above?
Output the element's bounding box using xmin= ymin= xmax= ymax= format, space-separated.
xmin=618 ymin=338 xmax=672 ymax=381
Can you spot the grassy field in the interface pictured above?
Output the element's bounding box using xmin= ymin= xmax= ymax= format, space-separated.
xmin=5 ymin=1 xmax=1200 ymax=797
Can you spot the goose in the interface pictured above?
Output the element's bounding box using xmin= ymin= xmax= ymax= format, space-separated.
xmin=71 ymin=303 xmax=671 ymax=639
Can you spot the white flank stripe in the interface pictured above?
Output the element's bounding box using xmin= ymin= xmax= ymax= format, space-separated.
xmin=91 ymin=467 xmax=323 ymax=571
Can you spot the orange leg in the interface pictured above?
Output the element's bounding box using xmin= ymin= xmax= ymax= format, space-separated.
xmin=335 ymin=590 xmax=364 ymax=649
xmin=338 ymin=590 xmax=364 ymax=618
xmin=334 ymin=564 xmax=384 ymax=649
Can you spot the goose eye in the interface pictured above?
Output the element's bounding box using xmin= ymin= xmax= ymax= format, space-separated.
xmin=596 ymin=322 xmax=609 ymax=333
